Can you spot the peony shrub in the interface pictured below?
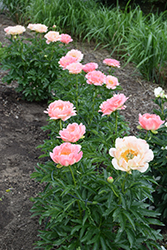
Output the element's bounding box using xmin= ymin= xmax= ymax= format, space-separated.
xmin=30 ymin=33 xmax=164 ymax=250
xmin=1 ymin=23 xmax=72 ymax=101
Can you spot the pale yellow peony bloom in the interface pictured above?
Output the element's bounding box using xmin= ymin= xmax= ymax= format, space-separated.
xmin=109 ymin=136 xmax=154 ymax=173
xmin=4 ymin=25 xmax=26 ymax=35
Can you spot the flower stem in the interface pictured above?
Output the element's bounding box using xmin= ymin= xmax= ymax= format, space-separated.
xmin=122 ymin=172 xmax=129 ymax=193
xmin=76 ymin=75 xmax=79 ymax=112
xmin=110 ymin=185 xmax=119 ymax=197
xmin=59 ymin=119 xmax=62 ymax=130
xmin=89 ymin=86 xmax=97 ymax=124
xmin=115 ymin=110 xmax=118 ymax=138
xmin=69 ymin=166 xmax=82 ymax=218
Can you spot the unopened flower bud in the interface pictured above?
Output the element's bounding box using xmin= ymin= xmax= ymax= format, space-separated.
xmin=107 ymin=176 xmax=114 ymax=184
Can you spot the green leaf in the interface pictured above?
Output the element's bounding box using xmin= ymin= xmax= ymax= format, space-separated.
xmin=126 ymin=228 xmax=135 ymax=248
xmin=87 ymin=231 xmax=100 ymax=245
xmin=123 ymin=210 xmax=136 ymax=231
xmin=71 ymin=225 xmax=82 ymax=235
xmin=100 ymin=236 xmax=108 ymax=250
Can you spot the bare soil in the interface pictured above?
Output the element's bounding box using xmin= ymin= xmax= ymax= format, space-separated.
xmin=0 ymin=12 xmax=167 ymax=250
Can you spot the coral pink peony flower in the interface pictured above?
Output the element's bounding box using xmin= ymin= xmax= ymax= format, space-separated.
xmin=60 ymin=34 xmax=73 ymax=44
xmin=66 ymin=49 xmax=83 ymax=62
xmin=44 ymin=31 xmax=61 ymax=44
xmin=66 ymin=62 xmax=83 ymax=74
xmin=99 ymin=94 xmax=128 ymax=116
xmin=58 ymin=56 xmax=78 ymax=70
xmin=4 ymin=25 xmax=26 ymax=35
xmin=50 ymin=142 xmax=83 ymax=167
xmin=44 ymin=100 xmax=76 ymax=121
xmin=139 ymin=113 xmax=165 ymax=131
xmin=109 ymin=136 xmax=154 ymax=173
xmin=103 ymin=58 xmax=120 ymax=68
xmin=105 ymin=75 xmax=119 ymax=89
xmin=27 ymin=23 xmax=48 ymax=33
xmin=82 ymin=62 xmax=98 ymax=73
xmin=59 ymin=123 xmax=86 ymax=142
xmin=85 ymin=70 xmax=106 ymax=86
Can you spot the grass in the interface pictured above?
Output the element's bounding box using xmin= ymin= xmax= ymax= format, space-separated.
xmin=2 ymin=0 xmax=167 ymax=84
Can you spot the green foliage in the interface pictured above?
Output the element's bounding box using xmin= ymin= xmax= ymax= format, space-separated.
xmin=31 ymin=161 xmax=163 ymax=249
xmin=123 ymin=11 xmax=167 ymax=83
xmin=1 ymin=31 xmax=67 ymax=102
xmin=139 ymin=92 xmax=167 ymax=224
xmin=2 ymin=0 xmax=31 ymax=23
xmin=0 ymin=42 xmax=7 ymax=60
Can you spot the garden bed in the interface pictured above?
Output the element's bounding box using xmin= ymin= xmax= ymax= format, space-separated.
xmin=0 ymin=12 xmax=167 ymax=249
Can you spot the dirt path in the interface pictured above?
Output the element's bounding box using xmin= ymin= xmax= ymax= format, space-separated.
xmin=0 ymin=12 xmax=166 ymax=249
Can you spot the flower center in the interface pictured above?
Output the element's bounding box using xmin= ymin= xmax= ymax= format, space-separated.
xmin=58 ymin=105 xmax=64 ymax=110
xmin=121 ymin=149 xmax=137 ymax=162
xmin=61 ymin=148 xmax=71 ymax=155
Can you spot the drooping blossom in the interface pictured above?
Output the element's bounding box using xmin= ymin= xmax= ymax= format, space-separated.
xmin=27 ymin=23 xmax=48 ymax=33
xmin=85 ymin=70 xmax=106 ymax=86
xmin=82 ymin=62 xmax=98 ymax=73
xmin=44 ymin=100 xmax=76 ymax=121
xmin=50 ymin=142 xmax=83 ymax=167
xmin=4 ymin=25 xmax=26 ymax=35
xmin=66 ymin=62 xmax=83 ymax=74
xmin=105 ymin=75 xmax=119 ymax=89
xmin=66 ymin=49 xmax=83 ymax=62
xmin=154 ymin=87 xmax=165 ymax=98
xmin=58 ymin=56 xmax=78 ymax=70
xmin=139 ymin=113 xmax=165 ymax=131
xmin=44 ymin=31 xmax=61 ymax=44
xmin=99 ymin=94 xmax=128 ymax=116
xmin=109 ymin=136 xmax=154 ymax=173
xmin=103 ymin=58 xmax=120 ymax=68
xmin=59 ymin=123 xmax=86 ymax=142
xmin=60 ymin=34 xmax=73 ymax=44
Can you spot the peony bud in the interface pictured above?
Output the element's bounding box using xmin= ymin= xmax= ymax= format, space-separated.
xmin=107 ymin=176 xmax=114 ymax=184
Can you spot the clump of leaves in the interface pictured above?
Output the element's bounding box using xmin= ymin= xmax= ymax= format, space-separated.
xmin=1 ymin=30 xmax=67 ymax=102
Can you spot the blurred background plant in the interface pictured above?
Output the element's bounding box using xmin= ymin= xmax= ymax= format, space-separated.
xmin=1 ymin=0 xmax=30 ymax=23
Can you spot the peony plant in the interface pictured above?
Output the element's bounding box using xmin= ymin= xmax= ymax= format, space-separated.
xmin=30 ymin=39 xmax=164 ymax=249
xmin=1 ymin=23 xmax=72 ymax=101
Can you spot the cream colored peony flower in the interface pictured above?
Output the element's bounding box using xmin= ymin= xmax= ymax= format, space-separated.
xmin=4 ymin=25 xmax=26 ymax=35
xmin=109 ymin=136 xmax=154 ymax=173
xmin=154 ymin=87 xmax=165 ymax=98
